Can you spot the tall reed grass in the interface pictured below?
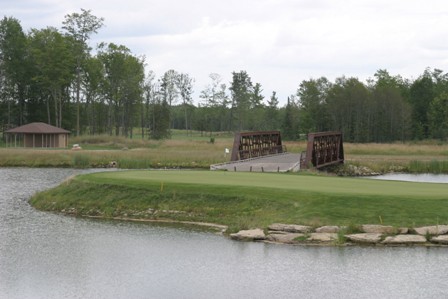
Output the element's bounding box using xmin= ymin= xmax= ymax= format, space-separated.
xmin=0 ymin=139 xmax=229 ymax=169
xmin=344 ymin=142 xmax=448 ymax=156
xmin=72 ymin=154 xmax=90 ymax=168
xmin=1 ymin=132 xmax=448 ymax=172
xmin=408 ymin=160 xmax=448 ymax=174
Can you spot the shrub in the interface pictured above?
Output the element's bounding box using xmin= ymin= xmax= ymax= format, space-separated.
xmin=73 ymin=154 xmax=90 ymax=168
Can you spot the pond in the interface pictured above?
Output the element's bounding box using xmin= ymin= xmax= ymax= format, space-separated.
xmin=367 ymin=173 xmax=448 ymax=183
xmin=1 ymin=168 xmax=448 ymax=299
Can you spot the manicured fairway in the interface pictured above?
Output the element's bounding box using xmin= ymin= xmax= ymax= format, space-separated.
xmin=81 ymin=170 xmax=448 ymax=199
xmin=32 ymin=170 xmax=448 ymax=230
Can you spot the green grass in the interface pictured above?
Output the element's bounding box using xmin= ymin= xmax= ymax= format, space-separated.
xmin=30 ymin=170 xmax=448 ymax=231
xmin=408 ymin=160 xmax=448 ymax=173
xmin=0 ymin=135 xmax=230 ymax=168
xmin=77 ymin=170 xmax=448 ymax=198
xmin=2 ymin=131 xmax=448 ymax=172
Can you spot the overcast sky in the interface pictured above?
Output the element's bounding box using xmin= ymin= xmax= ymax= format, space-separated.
xmin=3 ymin=0 xmax=448 ymax=105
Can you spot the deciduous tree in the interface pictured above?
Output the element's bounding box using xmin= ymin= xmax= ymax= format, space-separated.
xmin=28 ymin=27 xmax=75 ymax=128
xmin=409 ymin=72 xmax=434 ymax=139
xmin=176 ymin=73 xmax=194 ymax=131
xmin=297 ymin=77 xmax=330 ymax=134
xmin=0 ymin=17 xmax=28 ymax=125
xmin=63 ymin=9 xmax=104 ymax=136
xmin=265 ymin=91 xmax=279 ymax=130
xmin=281 ymin=95 xmax=300 ymax=140
xmin=428 ymin=92 xmax=448 ymax=140
xmin=97 ymin=43 xmax=144 ymax=136
xmin=229 ymin=70 xmax=253 ymax=131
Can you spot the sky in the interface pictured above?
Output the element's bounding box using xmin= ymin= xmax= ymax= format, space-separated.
xmin=3 ymin=0 xmax=448 ymax=105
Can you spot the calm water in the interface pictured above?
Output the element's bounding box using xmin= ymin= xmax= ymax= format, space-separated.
xmin=1 ymin=168 xmax=448 ymax=299
xmin=368 ymin=173 xmax=448 ymax=183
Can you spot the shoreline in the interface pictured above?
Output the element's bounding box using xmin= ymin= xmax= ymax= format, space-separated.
xmin=59 ymin=212 xmax=448 ymax=248
xmin=83 ymin=214 xmax=228 ymax=232
xmin=29 ymin=169 xmax=448 ymax=248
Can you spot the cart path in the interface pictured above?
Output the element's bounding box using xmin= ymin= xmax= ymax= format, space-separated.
xmin=210 ymin=153 xmax=301 ymax=172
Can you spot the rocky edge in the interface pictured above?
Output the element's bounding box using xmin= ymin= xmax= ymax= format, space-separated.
xmin=230 ymin=224 xmax=448 ymax=246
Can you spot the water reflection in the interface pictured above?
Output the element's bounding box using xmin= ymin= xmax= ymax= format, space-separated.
xmin=367 ymin=173 xmax=448 ymax=183
xmin=1 ymin=168 xmax=448 ymax=299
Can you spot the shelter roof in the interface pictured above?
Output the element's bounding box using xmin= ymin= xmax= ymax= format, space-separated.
xmin=5 ymin=122 xmax=70 ymax=134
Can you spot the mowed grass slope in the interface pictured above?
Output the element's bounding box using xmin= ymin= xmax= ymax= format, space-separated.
xmin=31 ymin=170 xmax=448 ymax=231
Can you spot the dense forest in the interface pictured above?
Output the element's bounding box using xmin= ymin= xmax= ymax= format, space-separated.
xmin=1 ymin=10 xmax=448 ymax=142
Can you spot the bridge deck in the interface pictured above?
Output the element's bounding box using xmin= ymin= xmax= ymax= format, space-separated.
xmin=210 ymin=153 xmax=301 ymax=172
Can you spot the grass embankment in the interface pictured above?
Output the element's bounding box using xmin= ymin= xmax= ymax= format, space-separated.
xmin=2 ymin=130 xmax=448 ymax=172
xmin=30 ymin=170 xmax=448 ymax=232
xmin=344 ymin=142 xmax=448 ymax=173
xmin=0 ymin=132 xmax=234 ymax=168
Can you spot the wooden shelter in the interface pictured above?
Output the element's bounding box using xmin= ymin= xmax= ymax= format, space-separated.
xmin=5 ymin=122 xmax=70 ymax=148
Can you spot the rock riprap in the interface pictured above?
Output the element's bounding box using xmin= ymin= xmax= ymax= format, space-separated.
xmin=431 ymin=235 xmax=448 ymax=244
xmin=268 ymin=223 xmax=312 ymax=233
xmin=315 ymin=226 xmax=340 ymax=233
xmin=361 ymin=225 xmax=396 ymax=234
xmin=307 ymin=233 xmax=338 ymax=242
xmin=382 ymin=235 xmax=426 ymax=244
xmin=413 ymin=225 xmax=448 ymax=236
xmin=345 ymin=233 xmax=383 ymax=244
xmin=267 ymin=233 xmax=304 ymax=244
xmin=230 ymin=223 xmax=448 ymax=246
xmin=230 ymin=228 xmax=266 ymax=241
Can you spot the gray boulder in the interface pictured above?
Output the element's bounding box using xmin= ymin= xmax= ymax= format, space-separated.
xmin=267 ymin=230 xmax=289 ymax=235
xmin=315 ymin=226 xmax=340 ymax=233
xmin=382 ymin=235 xmax=426 ymax=244
xmin=414 ymin=225 xmax=448 ymax=236
xmin=361 ymin=225 xmax=396 ymax=234
xmin=268 ymin=223 xmax=312 ymax=233
xmin=267 ymin=233 xmax=304 ymax=244
xmin=230 ymin=228 xmax=266 ymax=241
xmin=307 ymin=233 xmax=338 ymax=242
xmin=398 ymin=227 xmax=409 ymax=234
xmin=345 ymin=233 xmax=382 ymax=244
xmin=430 ymin=235 xmax=448 ymax=244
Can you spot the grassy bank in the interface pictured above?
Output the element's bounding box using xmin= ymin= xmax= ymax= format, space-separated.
xmin=30 ymin=170 xmax=448 ymax=232
xmin=2 ymin=131 xmax=448 ymax=173
xmin=0 ymin=135 xmax=231 ymax=168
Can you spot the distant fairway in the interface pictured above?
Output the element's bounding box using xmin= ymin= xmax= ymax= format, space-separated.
xmin=32 ymin=170 xmax=448 ymax=230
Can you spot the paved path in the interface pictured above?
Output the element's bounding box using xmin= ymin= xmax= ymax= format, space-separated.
xmin=210 ymin=153 xmax=301 ymax=172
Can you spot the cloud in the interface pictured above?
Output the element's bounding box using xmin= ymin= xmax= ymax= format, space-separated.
xmin=3 ymin=0 xmax=448 ymax=104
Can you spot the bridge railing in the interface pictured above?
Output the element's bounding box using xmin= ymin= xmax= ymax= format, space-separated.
xmin=301 ymin=131 xmax=344 ymax=169
xmin=231 ymin=131 xmax=285 ymax=161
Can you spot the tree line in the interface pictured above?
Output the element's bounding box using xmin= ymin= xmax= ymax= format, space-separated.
xmin=1 ymin=10 xmax=448 ymax=142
